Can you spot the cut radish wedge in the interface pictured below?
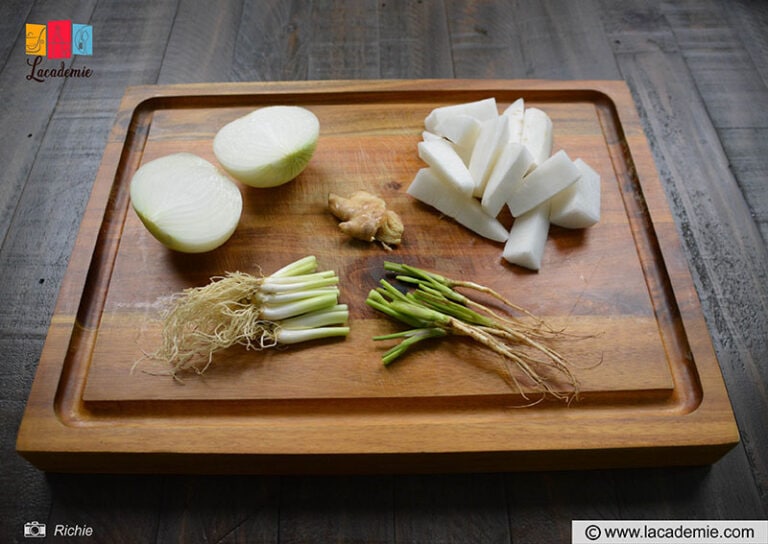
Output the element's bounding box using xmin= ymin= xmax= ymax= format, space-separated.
xmin=469 ymin=116 xmax=511 ymax=197
xmin=506 ymin=150 xmax=580 ymax=217
xmin=433 ymin=114 xmax=482 ymax=149
xmin=407 ymin=168 xmax=508 ymax=242
xmin=424 ymin=97 xmax=498 ymax=133
xmin=417 ymin=139 xmax=475 ymax=196
xmin=481 ymin=142 xmax=535 ymax=218
xmin=502 ymin=202 xmax=551 ymax=271
xmin=501 ymin=98 xmax=525 ymax=144
xmin=521 ymin=107 xmax=553 ymax=166
xmin=416 ymin=97 xmax=602 ymax=271
xmin=549 ymin=158 xmax=601 ymax=228
xmin=130 ymin=153 xmax=243 ymax=253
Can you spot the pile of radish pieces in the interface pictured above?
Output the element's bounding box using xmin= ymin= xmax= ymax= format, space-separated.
xmin=408 ymin=97 xmax=601 ymax=271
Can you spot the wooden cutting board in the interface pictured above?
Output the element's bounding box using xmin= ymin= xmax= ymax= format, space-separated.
xmin=16 ymin=79 xmax=738 ymax=473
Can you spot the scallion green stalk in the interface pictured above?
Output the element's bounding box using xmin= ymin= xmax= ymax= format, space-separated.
xmin=269 ymin=255 xmax=319 ymax=278
xmin=367 ymin=261 xmax=580 ymax=402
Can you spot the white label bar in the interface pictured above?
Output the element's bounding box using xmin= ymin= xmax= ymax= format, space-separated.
xmin=572 ymin=520 xmax=768 ymax=544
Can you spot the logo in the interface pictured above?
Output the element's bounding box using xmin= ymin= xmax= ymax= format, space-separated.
xmin=23 ymin=521 xmax=46 ymax=538
xmin=25 ymin=20 xmax=92 ymax=58
xmin=25 ymin=24 xmax=46 ymax=56
xmin=25 ymin=19 xmax=93 ymax=82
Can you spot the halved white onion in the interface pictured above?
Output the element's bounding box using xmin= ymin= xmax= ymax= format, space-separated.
xmin=213 ymin=106 xmax=320 ymax=188
xmin=129 ymin=152 xmax=243 ymax=253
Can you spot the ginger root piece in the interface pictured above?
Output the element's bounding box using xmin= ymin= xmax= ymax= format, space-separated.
xmin=328 ymin=191 xmax=404 ymax=249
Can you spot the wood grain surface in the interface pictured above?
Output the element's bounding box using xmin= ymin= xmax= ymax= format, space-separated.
xmin=2 ymin=0 xmax=767 ymax=542
xmin=15 ymin=79 xmax=737 ymax=474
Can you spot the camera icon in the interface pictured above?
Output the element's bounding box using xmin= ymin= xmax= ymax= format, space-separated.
xmin=23 ymin=521 xmax=46 ymax=538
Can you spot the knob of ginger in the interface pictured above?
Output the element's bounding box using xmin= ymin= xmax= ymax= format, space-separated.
xmin=328 ymin=191 xmax=404 ymax=249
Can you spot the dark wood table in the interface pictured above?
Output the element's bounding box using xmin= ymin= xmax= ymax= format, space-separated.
xmin=2 ymin=1 xmax=766 ymax=542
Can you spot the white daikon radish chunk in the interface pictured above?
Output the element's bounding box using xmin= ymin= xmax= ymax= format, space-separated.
xmin=502 ymin=201 xmax=551 ymax=271
xmin=417 ymin=139 xmax=475 ymax=196
xmin=549 ymin=158 xmax=601 ymax=228
xmin=469 ymin=116 xmax=511 ymax=197
xmin=507 ymin=150 xmax=580 ymax=217
xmin=468 ymin=118 xmax=498 ymax=187
xmin=433 ymin=114 xmax=482 ymax=149
xmin=213 ymin=105 xmax=319 ymax=188
xmin=521 ymin=107 xmax=553 ymax=166
xmin=130 ymin=153 xmax=243 ymax=253
xmin=422 ymin=130 xmax=472 ymax=166
xmin=480 ymin=143 xmax=535 ymax=218
xmin=452 ymin=141 xmax=474 ymax=166
xmin=424 ymin=97 xmax=498 ymax=133
xmin=501 ymin=98 xmax=525 ymax=144
xmin=407 ymin=168 xmax=509 ymax=242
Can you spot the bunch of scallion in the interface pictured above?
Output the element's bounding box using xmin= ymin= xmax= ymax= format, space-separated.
xmin=366 ymin=262 xmax=579 ymax=402
xmin=137 ymin=256 xmax=349 ymax=378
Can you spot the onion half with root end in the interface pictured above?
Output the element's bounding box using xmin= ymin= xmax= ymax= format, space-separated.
xmin=213 ymin=106 xmax=320 ymax=188
xmin=129 ymin=152 xmax=243 ymax=253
